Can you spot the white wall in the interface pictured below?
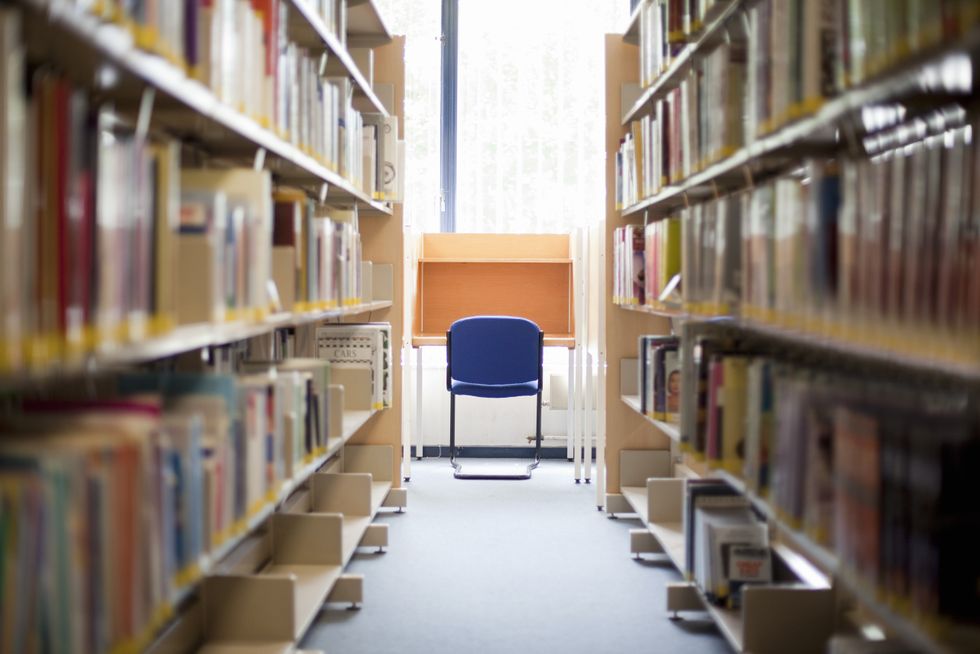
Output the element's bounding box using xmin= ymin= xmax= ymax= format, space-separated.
xmin=412 ymin=346 xmax=570 ymax=448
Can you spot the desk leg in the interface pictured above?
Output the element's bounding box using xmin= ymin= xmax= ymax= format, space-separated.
xmin=416 ymin=346 xmax=424 ymax=461
xmin=573 ymin=344 xmax=583 ymax=482
xmin=584 ymin=351 xmax=592 ymax=482
xmin=566 ymin=348 xmax=574 ymax=460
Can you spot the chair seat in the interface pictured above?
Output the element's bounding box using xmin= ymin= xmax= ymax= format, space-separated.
xmin=450 ymin=379 xmax=539 ymax=398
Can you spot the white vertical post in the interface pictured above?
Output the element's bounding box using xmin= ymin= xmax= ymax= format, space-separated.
xmin=566 ymin=348 xmax=574 ymax=459
xmin=416 ymin=346 xmax=424 ymax=461
xmin=584 ymin=352 xmax=593 ymax=481
xmin=595 ymin=222 xmax=607 ymax=509
xmin=403 ymin=346 xmax=412 ymax=481
xmin=572 ymin=228 xmax=584 ymax=483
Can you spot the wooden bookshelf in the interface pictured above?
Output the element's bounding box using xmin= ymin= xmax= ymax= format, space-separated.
xmin=620 ymin=11 xmax=980 ymax=218
xmin=603 ymin=35 xmax=672 ymax=503
xmin=0 ymin=2 xmax=409 ymax=652
xmin=345 ymin=35 xmax=407 ymax=487
xmin=17 ymin=0 xmax=391 ymax=213
xmin=602 ymin=5 xmax=980 ymax=650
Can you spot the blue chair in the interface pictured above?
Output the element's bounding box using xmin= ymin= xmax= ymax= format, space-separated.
xmin=446 ymin=316 xmax=544 ymax=479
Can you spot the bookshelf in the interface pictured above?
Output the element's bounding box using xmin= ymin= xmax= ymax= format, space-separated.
xmin=0 ymin=2 xmax=408 ymax=652
xmin=607 ymin=2 xmax=980 ymax=653
xmin=17 ymin=0 xmax=391 ymax=212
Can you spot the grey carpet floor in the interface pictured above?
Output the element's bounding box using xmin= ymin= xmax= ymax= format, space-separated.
xmin=302 ymin=460 xmax=730 ymax=654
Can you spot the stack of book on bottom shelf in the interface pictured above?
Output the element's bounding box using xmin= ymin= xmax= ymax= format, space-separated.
xmin=0 ymin=357 xmax=402 ymax=653
xmin=615 ymin=449 xmax=835 ymax=654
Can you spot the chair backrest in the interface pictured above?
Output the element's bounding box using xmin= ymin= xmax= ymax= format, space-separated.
xmin=447 ymin=316 xmax=542 ymax=386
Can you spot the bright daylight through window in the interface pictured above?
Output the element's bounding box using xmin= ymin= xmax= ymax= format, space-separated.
xmin=377 ymin=0 xmax=628 ymax=233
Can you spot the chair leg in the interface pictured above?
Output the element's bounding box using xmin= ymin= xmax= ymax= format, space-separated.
xmin=527 ymin=390 xmax=542 ymax=471
xmin=450 ymin=393 xmax=456 ymax=461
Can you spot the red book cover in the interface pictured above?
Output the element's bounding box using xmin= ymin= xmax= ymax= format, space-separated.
xmin=273 ymin=200 xmax=299 ymax=246
xmin=54 ymin=78 xmax=70 ymax=337
xmin=644 ymin=222 xmax=655 ymax=306
xmin=631 ymin=225 xmax=645 ymax=304
xmin=706 ymin=356 xmax=724 ymax=461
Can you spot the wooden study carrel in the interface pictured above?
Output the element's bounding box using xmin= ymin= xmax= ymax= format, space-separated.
xmin=413 ymin=233 xmax=575 ymax=347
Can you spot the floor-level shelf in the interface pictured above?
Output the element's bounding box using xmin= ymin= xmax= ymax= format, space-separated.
xmin=615 ymin=450 xmax=836 ymax=654
xmin=620 ymin=395 xmax=682 ymax=441
xmin=168 ymin=408 xmax=382 ymax=614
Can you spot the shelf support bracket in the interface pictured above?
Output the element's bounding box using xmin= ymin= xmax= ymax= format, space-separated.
xmin=320 ymin=183 xmax=329 ymax=204
xmin=742 ymin=164 xmax=754 ymax=190
xmin=136 ymin=87 xmax=156 ymax=144
xmin=253 ymin=147 xmax=267 ymax=171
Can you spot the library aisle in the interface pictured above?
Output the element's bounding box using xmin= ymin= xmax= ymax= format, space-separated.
xmin=305 ymin=460 xmax=730 ymax=654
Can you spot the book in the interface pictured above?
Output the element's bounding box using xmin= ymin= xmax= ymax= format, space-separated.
xmin=694 ymin=504 xmax=769 ymax=605
xmin=684 ymin=478 xmax=746 ymax=578
xmin=315 ymin=323 xmax=392 ymax=411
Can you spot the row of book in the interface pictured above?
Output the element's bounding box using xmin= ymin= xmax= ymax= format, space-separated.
xmin=739 ymin=131 xmax=977 ymax=362
xmin=622 ymin=124 xmax=980 ymax=365
xmin=682 ymin=338 xmax=980 ymax=630
xmin=273 ymin=189 xmax=364 ymax=314
xmin=0 ymin=322 xmax=391 ymax=653
xmin=686 ymin=479 xmax=771 ymax=608
xmin=51 ymin=1 xmax=386 ymax=195
xmin=635 ymin=0 xmax=727 ymax=89
xmin=0 ymin=17 xmax=387 ymax=373
xmin=622 ymin=1 xmax=980 ymax=208
xmin=637 ymin=335 xmax=680 ymax=423
xmin=840 ymin=1 xmax=980 ymax=90
xmin=612 ymin=222 xmax=681 ymax=307
xmin=619 ymin=35 xmax=749 ymax=207
xmin=680 ymin=192 xmax=740 ymax=316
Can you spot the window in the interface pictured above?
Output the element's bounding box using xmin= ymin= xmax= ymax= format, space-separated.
xmin=377 ymin=0 xmax=628 ymax=234
xmin=455 ymin=0 xmax=628 ymax=233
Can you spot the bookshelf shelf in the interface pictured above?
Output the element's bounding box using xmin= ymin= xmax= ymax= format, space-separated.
xmin=708 ymin=469 xmax=968 ymax=654
xmin=286 ymin=0 xmax=390 ymax=115
xmin=168 ymin=407 xmax=381 ymax=606
xmin=347 ymin=0 xmax=393 ymax=48
xmin=198 ymin=446 xmax=395 ymax=653
xmin=0 ymin=302 xmax=394 ymax=387
xmin=616 ymin=452 xmax=835 ymax=654
xmin=419 ymin=257 xmax=574 ymax=264
xmin=620 ymin=395 xmax=682 ymax=441
xmin=622 ymin=21 xmax=980 ymax=218
xmin=17 ymin=0 xmax=391 ymax=214
xmin=696 ymin=317 xmax=980 ymax=384
xmin=703 ymin=598 xmax=745 ymax=652
xmin=617 ymin=302 xmax=688 ymax=319
xmin=620 ymin=485 xmax=685 ymax=568
xmin=622 ymin=2 xmax=642 ymax=46
xmin=621 ymin=0 xmax=740 ymax=124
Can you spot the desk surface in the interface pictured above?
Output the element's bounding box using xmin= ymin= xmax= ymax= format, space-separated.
xmin=412 ymin=335 xmax=576 ymax=349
